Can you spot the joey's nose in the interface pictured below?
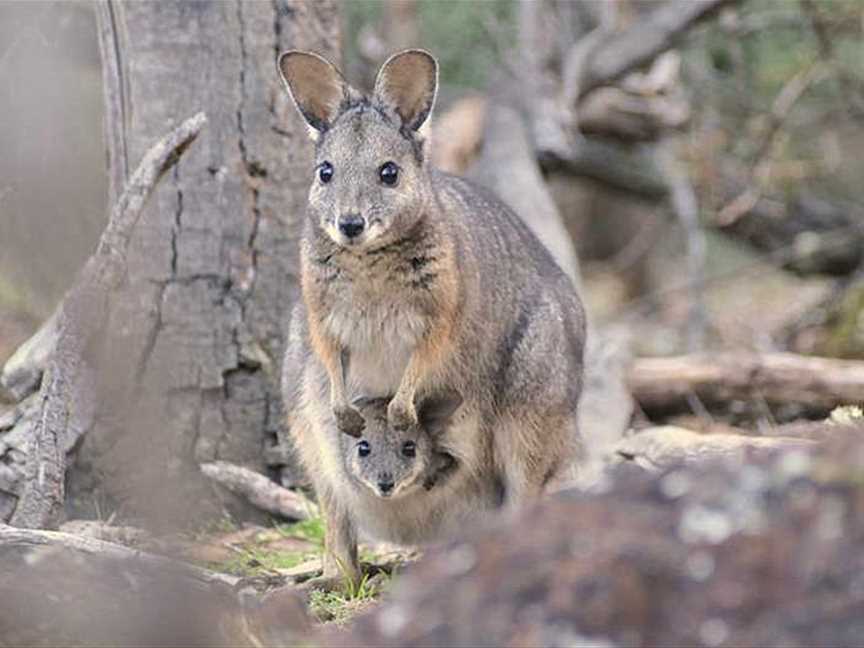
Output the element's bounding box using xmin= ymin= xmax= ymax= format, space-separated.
xmin=338 ymin=214 xmax=365 ymax=239
xmin=378 ymin=473 xmax=394 ymax=495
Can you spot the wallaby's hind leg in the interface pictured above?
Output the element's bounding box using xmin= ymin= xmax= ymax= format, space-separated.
xmin=496 ymin=413 xmax=578 ymax=510
xmin=312 ymin=491 xmax=360 ymax=592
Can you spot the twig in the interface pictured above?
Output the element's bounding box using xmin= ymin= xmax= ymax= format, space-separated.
xmin=800 ymin=0 xmax=864 ymax=121
xmin=715 ymin=62 xmax=825 ymax=227
xmin=657 ymin=140 xmax=707 ymax=352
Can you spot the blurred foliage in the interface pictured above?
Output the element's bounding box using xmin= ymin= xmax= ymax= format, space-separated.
xmin=343 ymin=0 xmax=516 ymax=90
xmin=685 ymin=0 xmax=864 ymax=199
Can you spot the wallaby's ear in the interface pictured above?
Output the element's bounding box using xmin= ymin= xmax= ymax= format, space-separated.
xmin=373 ymin=49 xmax=438 ymax=132
xmin=418 ymin=388 xmax=463 ymax=436
xmin=278 ymin=50 xmax=351 ymax=135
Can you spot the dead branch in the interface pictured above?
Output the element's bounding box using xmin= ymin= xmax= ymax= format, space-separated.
xmin=657 ymin=140 xmax=707 ymax=351
xmin=715 ymin=62 xmax=825 ymax=227
xmin=0 ymin=112 xmax=206 ymax=529
xmin=628 ymin=352 xmax=864 ymax=415
xmin=201 ymin=461 xmax=319 ymax=521
xmin=615 ymin=425 xmax=814 ymax=472
xmin=799 ymin=0 xmax=864 ymax=121
xmin=576 ymin=0 xmax=738 ymax=100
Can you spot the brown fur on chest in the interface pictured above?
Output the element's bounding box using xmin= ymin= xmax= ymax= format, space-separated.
xmin=301 ymin=225 xmax=460 ymax=329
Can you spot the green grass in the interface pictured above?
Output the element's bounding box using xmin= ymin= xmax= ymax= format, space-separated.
xmin=209 ymin=546 xmax=312 ymax=577
xmin=276 ymin=516 xmax=326 ymax=547
xmin=196 ymin=516 xmax=328 ymax=578
xmin=308 ymin=571 xmax=388 ymax=625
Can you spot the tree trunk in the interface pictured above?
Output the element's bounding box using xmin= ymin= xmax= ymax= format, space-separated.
xmin=62 ymin=1 xmax=339 ymax=526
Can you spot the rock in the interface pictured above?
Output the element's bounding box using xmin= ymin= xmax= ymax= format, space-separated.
xmin=0 ymin=535 xmax=311 ymax=647
xmin=330 ymin=427 xmax=864 ymax=647
xmin=59 ymin=519 xmax=154 ymax=548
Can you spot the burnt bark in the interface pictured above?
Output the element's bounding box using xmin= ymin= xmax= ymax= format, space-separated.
xmin=0 ymin=113 xmax=205 ymax=529
xmin=0 ymin=1 xmax=340 ymax=528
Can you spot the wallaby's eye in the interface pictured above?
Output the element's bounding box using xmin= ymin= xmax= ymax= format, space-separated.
xmin=401 ymin=440 xmax=416 ymax=458
xmin=318 ymin=161 xmax=334 ymax=184
xmin=379 ymin=161 xmax=399 ymax=187
xmin=357 ymin=440 xmax=371 ymax=457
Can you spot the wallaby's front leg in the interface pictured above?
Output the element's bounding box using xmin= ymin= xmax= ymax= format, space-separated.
xmin=309 ymin=324 xmax=364 ymax=436
xmin=388 ymin=320 xmax=453 ymax=430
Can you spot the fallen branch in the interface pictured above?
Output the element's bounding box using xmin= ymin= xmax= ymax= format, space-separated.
xmin=201 ymin=461 xmax=319 ymax=521
xmin=0 ymin=112 xmax=206 ymax=529
xmin=628 ymin=352 xmax=864 ymax=415
xmin=615 ymin=425 xmax=814 ymax=471
xmin=657 ymin=140 xmax=707 ymax=351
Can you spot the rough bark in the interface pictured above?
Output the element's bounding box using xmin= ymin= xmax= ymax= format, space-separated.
xmin=0 ymin=113 xmax=205 ymax=529
xmin=628 ymin=352 xmax=864 ymax=415
xmin=61 ymin=1 xmax=340 ymax=525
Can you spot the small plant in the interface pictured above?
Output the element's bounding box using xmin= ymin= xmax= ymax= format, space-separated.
xmin=307 ymin=571 xmax=387 ymax=625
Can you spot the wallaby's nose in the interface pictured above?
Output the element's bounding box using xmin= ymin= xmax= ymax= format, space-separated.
xmin=338 ymin=213 xmax=365 ymax=240
xmin=378 ymin=473 xmax=394 ymax=495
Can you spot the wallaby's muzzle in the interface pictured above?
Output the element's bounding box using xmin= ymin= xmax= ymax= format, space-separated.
xmin=337 ymin=213 xmax=365 ymax=241
xmin=377 ymin=472 xmax=395 ymax=496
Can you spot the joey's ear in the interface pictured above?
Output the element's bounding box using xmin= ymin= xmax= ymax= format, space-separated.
xmin=278 ymin=50 xmax=353 ymax=135
xmin=418 ymin=389 xmax=463 ymax=436
xmin=373 ymin=49 xmax=438 ymax=132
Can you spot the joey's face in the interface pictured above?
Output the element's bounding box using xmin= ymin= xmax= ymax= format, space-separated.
xmin=308 ymin=109 xmax=432 ymax=250
xmin=343 ymin=399 xmax=433 ymax=499
xmin=278 ymin=49 xmax=439 ymax=251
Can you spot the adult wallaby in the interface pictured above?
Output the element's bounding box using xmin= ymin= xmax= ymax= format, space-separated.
xmin=278 ymin=49 xmax=586 ymax=586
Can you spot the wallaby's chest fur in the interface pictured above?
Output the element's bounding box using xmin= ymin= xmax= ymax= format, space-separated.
xmin=302 ymin=216 xmax=457 ymax=397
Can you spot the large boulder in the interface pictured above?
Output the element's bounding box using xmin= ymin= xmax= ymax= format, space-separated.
xmin=332 ymin=425 xmax=864 ymax=647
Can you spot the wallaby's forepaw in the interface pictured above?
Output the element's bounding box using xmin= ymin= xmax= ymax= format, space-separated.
xmin=334 ymin=404 xmax=365 ymax=437
xmin=387 ymin=399 xmax=417 ymax=431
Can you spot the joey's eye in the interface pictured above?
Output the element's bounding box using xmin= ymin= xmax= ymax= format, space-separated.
xmin=379 ymin=161 xmax=399 ymax=186
xmin=318 ymin=161 xmax=333 ymax=184
xmin=401 ymin=440 xmax=416 ymax=458
xmin=357 ymin=440 xmax=371 ymax=457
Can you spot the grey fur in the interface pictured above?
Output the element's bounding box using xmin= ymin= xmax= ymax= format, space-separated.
xmin=278 ymin=50 xmax=586 ymax=589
